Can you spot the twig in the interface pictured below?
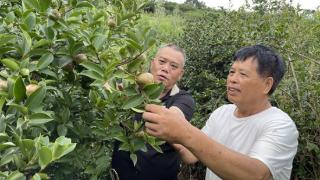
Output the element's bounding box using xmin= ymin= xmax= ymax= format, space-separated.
xmin=288 ymin=56 xmax=302 ymax=111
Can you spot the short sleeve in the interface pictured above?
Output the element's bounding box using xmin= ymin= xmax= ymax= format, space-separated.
xmin=249 ymin=118 xmax=298 ymax=179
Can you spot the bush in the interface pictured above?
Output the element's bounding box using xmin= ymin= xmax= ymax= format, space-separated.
xmin=178 ymin=4 xmax=320 ymax=179
xmin=0 ymin=0 xmax=165 ymax=179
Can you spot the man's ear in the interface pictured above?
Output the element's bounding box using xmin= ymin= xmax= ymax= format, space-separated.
xmin=263 ymin=77 xmax=273 ymax=94
xmin=178 ymin=69 xmax=184 ymax=81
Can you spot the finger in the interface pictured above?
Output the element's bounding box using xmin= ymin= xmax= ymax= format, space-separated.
xmin=145 ymin=122 xmax=158 ymax=131
xmin=145 ymin=104 xmax=166 ymax=113
xmin=145 ymin=122 xmax=159 ymax=136
xmin=142 ymin=111 xmax=161 ymax=123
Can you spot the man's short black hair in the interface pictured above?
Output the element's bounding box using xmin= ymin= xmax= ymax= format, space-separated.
xmin=233 ymin=45 xmax=286 ymax=95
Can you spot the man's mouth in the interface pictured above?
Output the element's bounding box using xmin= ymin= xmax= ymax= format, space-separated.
xmin=227 ymin=87 xmax=240 ymax=94
xmin=157 ymin=75 xmax=168 ymax=81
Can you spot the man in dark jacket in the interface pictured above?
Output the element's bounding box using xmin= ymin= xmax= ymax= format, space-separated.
xmin=111 ymin=44 xmax=195 ymax=180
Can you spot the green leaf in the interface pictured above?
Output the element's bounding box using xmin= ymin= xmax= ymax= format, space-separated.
xmin=57 ymin=124 xmax=68 ymax=136
xmin=33 ymin=39 xmax=52 ymax=49
xmin=31 ymin=173 xmax=41 ymax=180
xmin=92 ymin=34 xmax=107 ymax=51
xmin=128 ymin=57 xmax=143 ymax=73
xmin=31 ymin=173 xmax=49 ymax=180
xmin=0 ymin=47 xmax=15 ymax=55
xmin=1 ymin=58 xmax=19 ymax=71
xmin=6 ymin=102 xmax=28 ymax=114
xmin=23 ymin=0 xmax=39 ymax=10
xmin=132 ymin=137 xmax=147 ymax=152
xmin=6 ymin=171 xmax=26 ymax=180
xmin=131 ymin=107 xmax=145 ymax=113
xmin=76 ymin=1 xmax=94 ymax=8
xmin=39 ymin=69 xmax=57 ymax=79
xmin=5 ymin=12 xmax=15 ymax=24
xmin=20 ymin=139 xmax=35 ymax=160
xmin=52 ymin=136 xmax=76 ymax=160
xmin=38 ymin=146 xmax=52 ymax=170
xmin=122 ymin=94 xmax=144 ymax=109
xmin=0 ymin=133 xmax=8 ymax=142
xmin=37 ymin=53 xmax=54 ymax=70
xmin=149 ymin=143 xmax=163 ymax=154
xmin=0 ymin=34 xmax=16 ymax=46
xmin=23 ymin=12 xmax=36 ymax=31
xmin=80 ymin=70 xmax=103 ymax=81
xmin=38 ymin=0 xmax=51 ymax=12
xmin=43 ymin=26 xmax=55 ymax=40
xmin=130 ymin=153 xmax=137 ymax=166
xmin=25 ymin=86 xmax=46 ymax=112
xmin=143 ymin=83 xmax=165 ymax=99
xmin=126 ymin=39 xmax=142 ymax=51
xmin=80 ymin=61 xmax=104 ymax=77
xmin=0 ymin=97 xmax=6 ymax=111
xmin=29 ymin=112 xmax=53 ymax=126
xmin=0 ymin=142 xmax=16 ymax=151
xmin=0 ymin=152 xmax=15 ymax=166
xmin=0 ymin=171 xmax=8 ymax=178
xmin=13 ymin=76 xmax=26 ymax=102
xmin=21 ymin=30 xmax=32 ymax=56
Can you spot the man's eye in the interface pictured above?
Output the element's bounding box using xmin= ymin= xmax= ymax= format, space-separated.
xmin=171 ymin=64 xmax=178 ymax=69
xmin=158 ymin=59 xmax=166 ymax=64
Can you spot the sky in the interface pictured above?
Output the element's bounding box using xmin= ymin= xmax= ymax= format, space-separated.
xmin=167 ymin=0 xmax=320 ymax=10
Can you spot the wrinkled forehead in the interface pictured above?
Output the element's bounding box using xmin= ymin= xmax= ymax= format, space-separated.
xmin=231 ymin=57 xmax=259 ymax=70
xmin=156 ymin=47 xmax=185 ymax=65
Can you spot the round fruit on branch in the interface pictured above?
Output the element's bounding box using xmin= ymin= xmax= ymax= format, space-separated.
xmin=20 ymin=68 xmax=30 ymax=77
xmin=49 ymin=9 xmax=61 ymax=21
xmin=26 ymin=84 xmax=40 ymax=96
xmin=107 ymin=16 xmax=117 ymax=28
xmin=73 ymin=53 xmax=87 ymax=64
xmin=0 ymin=79 xmax=8 ymax=91
xmin=136 ymin=72 xmax=154 ymax=87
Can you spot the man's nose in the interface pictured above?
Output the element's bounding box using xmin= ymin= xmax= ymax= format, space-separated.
xmin=161 ymin=63 xmax=170 ymax=73
xmin=228 ymin=74 xmax=238 ymax=83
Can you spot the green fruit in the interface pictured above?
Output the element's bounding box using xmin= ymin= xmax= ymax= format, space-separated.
xmin=107 ymin=17 xmax=116 ymax=28
xmin=73 ymin=53 xmax=87 ymax=64
xmin=20 ymin=68 xmax=30 ymax=77
xmin=136 ymin=72 xmax=154 ymax=87
xmin=49 ymin=9 xmax=61 ymax=21
xmin=103 ymin=82 xmax=112 ymax=92
xmin=138 ymin=53 xmax=147 ymax=61
xmin=62 ymin=63 xmax=75 ymax=72
xmin=26 ymin=84 xmax=40 ymax=96
xmin=135 ymin=130 xmax=145 ymax=137
xmin=0 ymin=79 xmax=8 ymax=91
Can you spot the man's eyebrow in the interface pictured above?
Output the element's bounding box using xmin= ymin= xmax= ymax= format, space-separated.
xmin=158 ymin=56 xmax=180 ymax=64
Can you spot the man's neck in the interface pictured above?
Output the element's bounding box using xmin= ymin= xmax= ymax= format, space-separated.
xmin=235 ymin=99 xmax=271 ymax=118
xmin=160 ymin=88 xmax=170 ymax=99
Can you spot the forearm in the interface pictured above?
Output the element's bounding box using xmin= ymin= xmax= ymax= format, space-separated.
xmin=180 ymin=125 xmax=271 ymax=180
xmin=172 ymin=144 xmax=198 ymax=164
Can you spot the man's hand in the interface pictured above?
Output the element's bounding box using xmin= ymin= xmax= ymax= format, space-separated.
xmin=142 ymin=104 xmax=191 ymax=143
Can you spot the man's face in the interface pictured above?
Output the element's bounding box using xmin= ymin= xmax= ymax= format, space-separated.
xmin=227 ymin=57 xmax=272 ymax=106
xmin=150 ymin=47 xmax=184 ymax=91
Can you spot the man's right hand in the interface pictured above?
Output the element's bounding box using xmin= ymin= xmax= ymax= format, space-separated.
xmin=143 ymin=104 xmax=191 ymax=144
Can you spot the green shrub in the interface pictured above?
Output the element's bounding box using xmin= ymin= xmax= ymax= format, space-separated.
xmin=0 ymin=0 xmax=164 ymax=179
xmin=178 ymin=5 xmax=320 ymax=179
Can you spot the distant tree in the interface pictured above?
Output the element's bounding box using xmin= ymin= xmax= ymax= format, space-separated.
xmin=184 ymin=0 xmax=206 ymax=9
xmin=164 ymin=1 xmax=179 ymax=13
xmin=144 ymin=0 xmax=156 ymax=13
